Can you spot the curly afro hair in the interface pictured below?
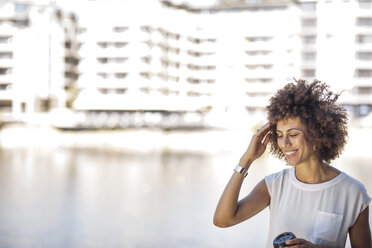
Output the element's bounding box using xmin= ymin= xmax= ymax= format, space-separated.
xmin=266 ymin=79 xmax=348 ymax=164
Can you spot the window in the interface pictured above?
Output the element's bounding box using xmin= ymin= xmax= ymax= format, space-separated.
xmin=166 ymin=32 xmax=180 ymax=40
xmin=246 ymin=36 xmax=273 ymax=42
xmin=0 ymin=68 xmax=11 ymax=75
xmin=65 ymin=41 xmax=72 ymax=49
xmin=141 ymin=57 xmax=151 ymax=64
xmin=140 ymin=72 xmax=151 ymax=79
xmin=97 ymin=42 xmax=108 ymax=48
xmin=113 ymin=26 xmax=128 ymax=33
xmin=0 ymin=36 xmax=12 ymax=43
xmin=70 ymin=13 xmax=77 ymax=22
xmin=14 ymin=19 xmax=28 ymax=27
xmin=115 ymin=73 xmax=127 ymax=79
xmin=65 ymin=72 xmax=78 ymax=80
xmin=114 ymin=42 xmax=127 ymax=48
xmin=0 ymin=52 xmax=12 ymax=59
xmin=187 ymin=50 xmax=214 ymax=57
xmin=302 ymin=35 xmax=316 ymax=44
xmin=65 ymin=56 xmax=79 ymax=65
xmin=115 ymin=57 xmax=127 ymax=63
xmin=245 ymin=78 xmax=272 ymax=83
xmin=245 ymin=50 xmax=271 ymax=56
xmin=158 ymin=44 xmax=179 ymax=54
xmin=356 ymin=69 xmax=372 ymax=78
xmin=97 ymin=57 xmax=128 ymax=64
xmin=161 ymin=59 xmax=179 ymax=68
xmin=187 ymin=91 xmax=201 ymax=97
xmin=157 ymin=73 xmax=179 ymax=82
xmin=0 ymin=84 xmax=9 ymax=90
xmin=187 ymin=37 xmax=215 ymax=44
xmin=358 ymin=104 xmax=371 ymax=117
xmin=97 ymin=42 xmax=127 ymax=48
xmin=301 ymin=18 xmax=317 ymax=27
xmin=97 ymin=73 xmax=108 ymax=79
xmin=116 ymin=88 xmax=126 ymax=94
xmin=245 ymin=64 xmax=273 ymax=69
xmin=98 ymin=88 xmax=108 ymax=94
xmin=187 ymin=78 xmax=215 ymax=84
xmin=356 ymin=35 xmax=372 ymax=44
xmin=357 ymin=87 xmax=372 ymax=95
xmin=187 ymin=64 xmax=215 ymax=70
xmin=158 ymin=28 xmax=180 ymax=40
xmin=140 ymin=25 xmax=153 ymax=33
xmin=302 ymin=69 xmax=315 ymax=77
xmin=15 ymin=4 xmax=27 ymax=12
xmin=97 ymin=58 xmax=108 ymax=64
xmin=357 ymin=17 xmax=372 ymax=26
xmin=140 ymin=87 xmax=151 ymax=94
xmin=302 ymin=52 xmax=317 ymax=61
xmin=356 ymin=52 xmax=372 ymax=60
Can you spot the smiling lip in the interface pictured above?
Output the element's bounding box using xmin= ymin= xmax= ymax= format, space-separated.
xmin=284 ymin=150 xmax=297 ymax=159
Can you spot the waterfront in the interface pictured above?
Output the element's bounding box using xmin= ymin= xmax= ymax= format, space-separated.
xmin=0 ymin=126 xmax=371 ymax=247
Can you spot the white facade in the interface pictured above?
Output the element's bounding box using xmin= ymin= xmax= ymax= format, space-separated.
xmin=297 ymin=0 xmax=372 ymax=118
xmin=0 ymin=0 xmax=79 ymax=119
xmin=1 ymin=0 xmax=372 ymax=128
xmin=75 ymin=0 xmax=301 ymax=128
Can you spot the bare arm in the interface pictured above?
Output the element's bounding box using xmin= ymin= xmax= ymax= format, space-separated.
xmin=213 ymin=123 xmax=271 ymax=228
xmin=349 ymin=206 xmax=372 ymax=248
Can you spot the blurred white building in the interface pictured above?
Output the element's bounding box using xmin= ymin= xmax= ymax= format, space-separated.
xmin=74 ymin=0 xmax=372 ymax=129
xmin=1 ymin=0 xmax=372 ymax=129
xmin=75 ymin=0 xmax=300 ymax=128
xmin=297 ymin=0 xmax=372 ymax=119
xmin=0 ymin=0 xmax=79 ymax=120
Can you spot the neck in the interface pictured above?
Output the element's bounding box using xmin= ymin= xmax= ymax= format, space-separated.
xmin=294 ymin=157 xmax=339 ymax=184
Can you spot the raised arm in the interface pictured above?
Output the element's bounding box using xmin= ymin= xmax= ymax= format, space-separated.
xmin=213 ymin=123 xmax=271 ymax=228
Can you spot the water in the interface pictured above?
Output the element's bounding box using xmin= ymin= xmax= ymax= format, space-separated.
xmin=0 ymin=130 xmax=371 ymax=247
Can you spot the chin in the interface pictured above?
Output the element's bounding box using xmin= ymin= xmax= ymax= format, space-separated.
xmin=286 ymin=159 xmax=300 ymax=166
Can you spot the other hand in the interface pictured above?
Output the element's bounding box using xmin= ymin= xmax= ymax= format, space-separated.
xmin=239 ymin=122 xmax=271 ymax=168
xmin=285 ymin=238 xmax=325 ymax=248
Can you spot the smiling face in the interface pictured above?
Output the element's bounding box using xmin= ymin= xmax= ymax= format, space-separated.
xmin=276 ymin=117 xmax=316 ymax=166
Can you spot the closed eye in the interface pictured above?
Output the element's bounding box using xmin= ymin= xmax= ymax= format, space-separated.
xmin=276 ymin=134 xmax=297 ymax=138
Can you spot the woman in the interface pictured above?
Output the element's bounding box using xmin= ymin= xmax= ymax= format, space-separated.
xmin=213 ymin=80 xmax=371 ymax=248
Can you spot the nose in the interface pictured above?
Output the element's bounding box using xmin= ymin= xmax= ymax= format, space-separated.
xmin=281 ymin=135 xmax=292 ymax=148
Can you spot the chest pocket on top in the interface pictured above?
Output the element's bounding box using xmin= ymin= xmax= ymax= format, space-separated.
xmin=312 ymin=211 xmax=343 ymax=242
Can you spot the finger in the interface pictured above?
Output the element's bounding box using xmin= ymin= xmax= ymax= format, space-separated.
xmin=258 ymin=129 xmax=271 ymax=143
xmin=256 ymin=122 xmax=271 ymax=136
xmin=262 ymin=133 xmax=271 ymax=146
xmin=286 ymin=238 xmax=305 ymax=245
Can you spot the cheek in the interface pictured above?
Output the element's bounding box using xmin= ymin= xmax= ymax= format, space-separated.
xmin=276 ymin=139 xmax=283 ymax=149
xmin=298 ymin=140 xmax=312 ymax=152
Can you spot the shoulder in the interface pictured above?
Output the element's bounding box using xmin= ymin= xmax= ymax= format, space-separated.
xmin=341 ymin=172 xmax=370 ymax=197
xmin=337 ymin=172 xmax=371 ymax=210
xmin=338 ymin=172 xmax=372 ymax=227
xmin=264 ymin=168 xmax=292 ymax=194
xmin=341 ymin=172 xmax=369 ymax=193
xmin=265 ymin=167 xmax=292 ymax=184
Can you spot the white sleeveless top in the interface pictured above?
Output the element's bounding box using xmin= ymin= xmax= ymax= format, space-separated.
xmin=265 ymin=167 xmax=371 ymax=248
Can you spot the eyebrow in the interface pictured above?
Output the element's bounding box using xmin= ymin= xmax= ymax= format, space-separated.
xmin=276 ymin=128 xmax=302 ymax=133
